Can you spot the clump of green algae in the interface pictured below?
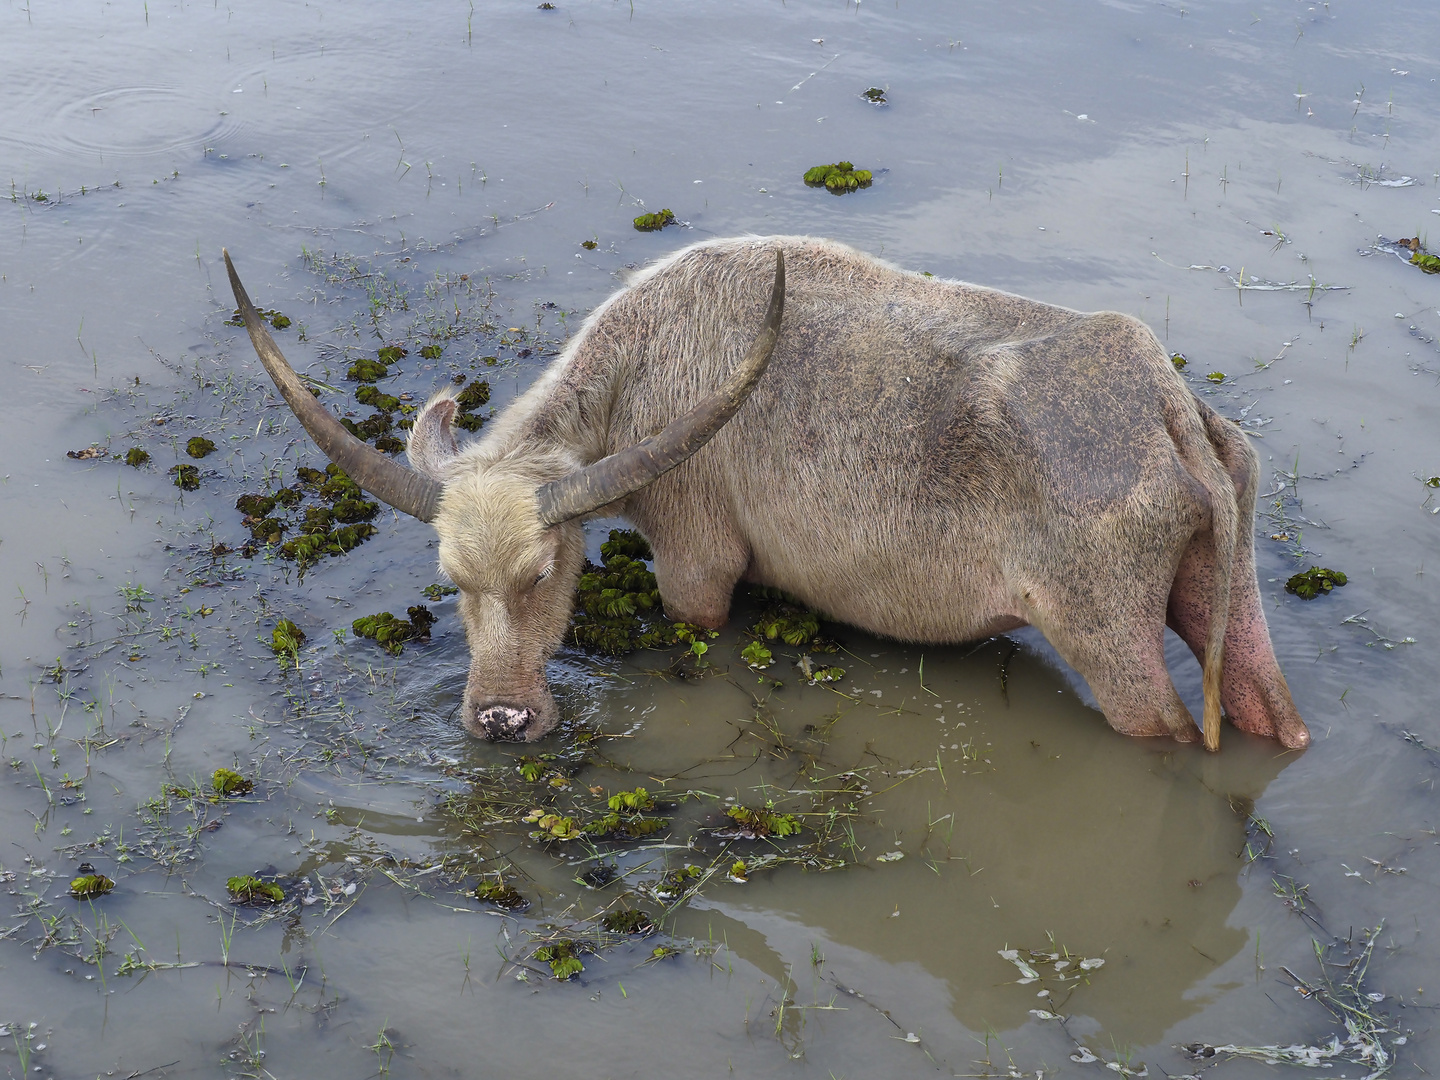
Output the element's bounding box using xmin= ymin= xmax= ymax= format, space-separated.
xmin=533 ymin=940 xmax=591 ymax=980
xmin=124 ymin=447 xmax=150 ymax=467
xmin=568 ymin=530 xmax=682 ymax=654
xmin=70 ymin=873 xmax=115 ymax=898
xmin=271 ymin=619 xmax=306 ymax=662
xmin=174 ymin=464 xmax=200 ymax=490
xmin=186 ymin=437 xmax=217 ymax=459
xmin=351 ymin=606 xmax=436 ymax=655
xmin=803 ymin=161 xmax=873 ymax=194
xmin=227 ymin=875 xmax=284 ymax=904
xmin=602 ymin=909 xmax=655 ymax=934
xmin=1285 ymin=567 xmax=1347 ymax=599
xmin=453 ymin=377 xmax=490 ymax=432
xmin=475 ymin=881 xmax=530 ymax=911
xmin=633 ymin=209 xmax=676 ymax=232
xmin=212 ymin=768 xmax=254 ymax=797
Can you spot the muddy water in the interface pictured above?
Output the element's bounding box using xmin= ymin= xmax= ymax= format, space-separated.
xmin=3 ymin=1 xmax=1439 ymax=1076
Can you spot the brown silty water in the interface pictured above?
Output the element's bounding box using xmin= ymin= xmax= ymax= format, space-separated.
xmin=1 ymin=2 xmax=1437 ymax=1077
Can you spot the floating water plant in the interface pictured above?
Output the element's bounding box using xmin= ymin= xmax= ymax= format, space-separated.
xmin=355 ymin=385 xmax=400 ymax=411
xmin=581 ymin=239 xmax=598 ymax=250
xmin=124 ymin=447 xmax=150 ymax=467
xmin=174 ymin=464 xmax=200 ymax=490
xmin=532 ymin=940 xmax=590 ymax=980
xmin=601 ymin=909 xmax=655 ymax=935
xmin=376 ymin=345 xmax=408 ymax=364
xmin=453 ymin=377 xmax=491 ymax=432
xmin=569 ymin=529 xmax=681 ymax=654
xmin=225 ymin=306 xmax=290 ymax=330
xmin=715 ymin=803 xmax=802 ymax=840
xmin=525 ymin=810 xmax=583 ymax=841
xmin=752 ymin=588 xmax=819 ymax=646
xmin=70 ymin=873 xmax=115 ymax=899
xmin=803 ymin=161 xmax=873 ymax=194
xmin=419 ymin=344 xmax=443 ymax=359
xmin=1170 ymin=352 xmax=1188 ymax=369
xmin=351 ymin=606 xmax=436 ymax=655
xmin=423 ymin=583 xmax=458 ymax=601
xmin=270 ymin=619 xmax=306 ymax=663
xmin=212 ymin=768 xmax=254 ymax=797
xmin=1285 ymin=567 xmax=1347 ymax=599
xmin=861 ymin=86 xmax=888 ymax=105
xmin=1396 ymin=236 xmax=1440 ymax=273
xmin=347 ymin=358 xmax=389 ymax=382
xmin=579 ymin=863 xmax=618 ymax=889
xmin=633 ymin=209 xmax=676 ymax=232
xmin=186 ymin=437 xmax=217 ymax=459
xmin=475 ymin=881 xmax=530 ymax=912
xmin=740 ymin=640 xmax=774 ymax=668
xmin=1206 ymin=371 xmax=1226 ymax=383
xmin=227 ymin=875 xmax=284 ymax=904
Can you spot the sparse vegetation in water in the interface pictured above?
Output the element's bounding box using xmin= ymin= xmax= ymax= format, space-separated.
xmin=579 ymin=863 xmax=618 ymax=889
xmin=173 ymin=464 xmax=200 ymax=490
xmin=1170 ymin=352 xmax=1188 ymax=369
xmin=351 ymin=606 xmax=436 ymax=655
xmin=212 ymin=768 xmax=254 ymax=797
xmin=70 ymin=873 xmax=115 ymax=899
xmin=581 ymin=239 xmax=598 ymax=250
xmin=633 ymin=209 xmax=676 ymax=232
xmin=796 ymin=653 xmax=845 ymax=684
xmin=377 ymin=345 xmax=408 ymax=364
xmin=227 ymin=875 xmax=284 ymax=904
xmin=601 ymin=909 xmax=655 ymax=935
xmin=355 ymin=385 xmax=400 ymax=411
xmin=124 ymin=447 xmax=150 ymax=467
xmin=1397 ymin=236 xmax=1440 ymax=273
xmin=532 ymin=939 xmax=591 ymax=980
xmin=185 ymin=437 xmax=217 ymax=458
xmin=715 ymin=803 xmax=802 ymax=840
xmin=861 ymin=86 xmax=888 ymax=105
xmin=1206 ymin=371 xmax=1226 ymax=383
xmin=419 ymin=343 xmax=443 ymax=359
xmin=803 ymin=161 xmax=873 ymax=194
xmin=226 ymin=306 xmax=290 ymax=330
xmin=475 ymin=881 xmax=530 ymax=912
xmin=1285 ymin=566 xmax=1347 ymax=599
xmin=423 ymin=583 xmax=459 ymax=601
xmin=525 ymin=810 xmax=584 ymax=841
xmin=271 ymin=619 xmax=306 ymax=661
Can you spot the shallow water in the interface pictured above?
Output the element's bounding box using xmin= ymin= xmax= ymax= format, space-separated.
xmin=3 ymin=1 xmax=1439 ymax=1077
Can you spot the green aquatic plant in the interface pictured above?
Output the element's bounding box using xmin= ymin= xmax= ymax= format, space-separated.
xmin=185 ymin=437 xmax=216 ymax=459
xmin=861 ymin=86 xmax=888 ymax=104
xmin=475 ymin=881 xmax=530 ymax=911
xmin=419 ymin=343 xmax=443 ymax=359
xmin=581 ymin=239 xmax=598 ymax=250
xmin=1170 ymin=352 xmax=1188 ymax=369
xmin=524 ymin=810 xmax=583 ymax=841
xmin=225 ymin=306 xmax=289 ymax=329
xmin=752 ymin=588 xmax=819 ymax=646
xmin=633 ymin=209 xmax=676 ymax=232
xmin=601 ymin=909 xmax=655 ymax=935
xmin=235 ymin=492 xmax=277 ymax=518
xmin=212 ymin=768 xmax=254 ymax=797
xmin=718 ymin=803 xmax=802 ymax=839
xmin=124 ymin=447 xmax=150 ymax=467
xmin=271 ymin=619 xmax=306 ymax=663
xmin=174 ymin=464 xmax=200 ymax=490
xmin=740 ymin=640 xmax=774 ymax=669
xmin=1206 ymin=371 xmax=1226 ymax=383
xmin=607 ymin=787 xmax=655 ymax=813
xmin=227 ymin=875 xmax=284 ymax=904
xmin=355 ymin=385 xmax=400 ymax=411
xmin=348 ymin=358 xmax=389 ymax=382
xmin=1285 ymin=567 xmax=1347 ymax=599
xmin=351 ymin=606 xmax=436 ymax=655
xmin=70 ymin=873 xmax=115 ymax=899
xmin=1412 ymin=251 xmax=1440 ymax=273
xmin=568 ymin=529 xmax=681 ymax=654
xmin=376 ymin=345 xmax=408 ymax=364
xmin=423 ymin=583 xmax=458 ymax=601
xmin=247 ymin=517 xmax=286 ymax=543
xmin=532 ymin=940 xmax=590 ymax=980
xmin=803 ymin=161 xmax=873 ymax=194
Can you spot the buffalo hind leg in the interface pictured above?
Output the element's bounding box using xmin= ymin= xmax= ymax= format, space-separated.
xmin=1026 ymin=571 xmax=1200 ymax=744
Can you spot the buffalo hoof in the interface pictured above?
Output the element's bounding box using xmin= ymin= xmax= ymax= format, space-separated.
xmin=476 ymin=705 xmax=535 ymax=741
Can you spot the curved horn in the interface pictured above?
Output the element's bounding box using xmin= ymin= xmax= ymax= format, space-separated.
xmin=536 ymin=248 xmax=785 ymax=526
xmin=223 ymin=250 xmax=444 ymax=522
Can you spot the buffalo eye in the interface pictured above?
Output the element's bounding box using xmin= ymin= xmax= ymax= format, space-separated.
xmin=533 ymin=563 xmax=555 ymax=588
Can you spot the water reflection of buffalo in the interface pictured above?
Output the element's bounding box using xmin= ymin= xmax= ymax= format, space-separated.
xmin=224 ymin=237 xmax=1308 ymax=750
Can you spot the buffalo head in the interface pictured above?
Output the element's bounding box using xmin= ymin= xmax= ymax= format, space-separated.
xmin=223 ymin=249 xmax=783 ymax=741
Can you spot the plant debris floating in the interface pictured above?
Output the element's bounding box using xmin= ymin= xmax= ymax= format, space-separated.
xmin=633 ymin=209 xmax=676 ymax=232
xmin=803 ymin=161 xmax=873 ymax=194
xmin=351 ymin=606 xmax=437 ymax=655
xmin=227 ymin=875 xmax=284 ymax=904
xmin=861 ymin=86 xmax=888 ymax=105
xmin=1285 ymin=567 xmax=1347 ymax=599
xmin=186 ymin=437 xmax=217 ymax=459
xmin=475 ymin=880 xmax=531 ymax=911
xmin=212 ymin=768 xmax=254 ymax=797
xmin=173 ymin=464 xmax=200 ymax=490
xmin=70 ymin=873 xmax=115 ymax=899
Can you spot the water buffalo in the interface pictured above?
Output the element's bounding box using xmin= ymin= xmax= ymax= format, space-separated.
xmin=223 ymin=236 xmax=1308 ymax=751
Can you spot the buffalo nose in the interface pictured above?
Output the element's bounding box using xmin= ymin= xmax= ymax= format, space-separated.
xmin=477 ymin=705 xmax=534 ymax=742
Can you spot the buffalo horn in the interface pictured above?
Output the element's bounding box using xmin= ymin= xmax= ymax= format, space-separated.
xmin=223 ymin=250 xmax=444 ymax=522
xmin=536 ymin=249 xmax=785 ymax=526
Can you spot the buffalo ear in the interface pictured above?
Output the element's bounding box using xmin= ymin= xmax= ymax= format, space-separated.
xmin=407 ymin=392 xmax=461 ymax=480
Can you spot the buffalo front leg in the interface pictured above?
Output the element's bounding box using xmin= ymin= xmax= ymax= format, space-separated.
xmin=646 ymin=526 xmax=751 ymax=630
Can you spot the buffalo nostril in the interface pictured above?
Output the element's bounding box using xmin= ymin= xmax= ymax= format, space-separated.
xmin=477 ymin=706 xmax=534 ymax=742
